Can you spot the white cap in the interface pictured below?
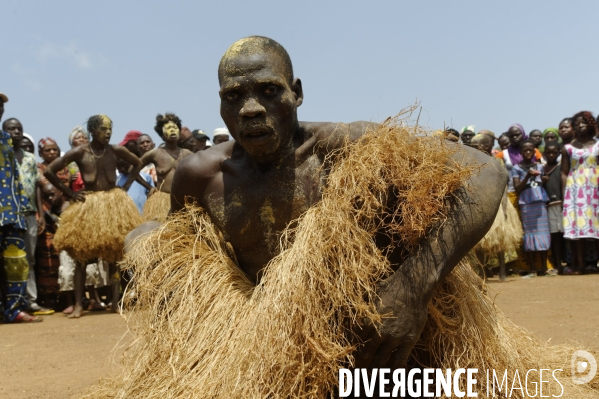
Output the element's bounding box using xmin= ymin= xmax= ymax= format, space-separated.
xmin=213 ymin=127 xmax=230 ymax=138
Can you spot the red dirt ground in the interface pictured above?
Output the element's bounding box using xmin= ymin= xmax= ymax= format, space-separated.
xmin=1 ymin=275 xmax=598 ymax=399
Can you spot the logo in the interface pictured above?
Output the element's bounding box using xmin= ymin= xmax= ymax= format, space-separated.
xmin=571 ymin=350 xmax=597 ymax=384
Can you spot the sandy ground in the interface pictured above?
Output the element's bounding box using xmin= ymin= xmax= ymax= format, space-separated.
xmin=0 ymin=275 xmax=598 ymax=399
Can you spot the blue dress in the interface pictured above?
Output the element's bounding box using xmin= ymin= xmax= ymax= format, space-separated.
xmin=511 ymin=163 xmax=550 ymax=251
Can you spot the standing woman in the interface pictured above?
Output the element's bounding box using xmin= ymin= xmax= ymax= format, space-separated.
xmin=140 ymin=113 xmax=192 ymax=222
xmin=558 ymin=118 xmax=575 ymax=145
xmin=561 ymin=111 xmax=599 ymax=274
xmin=38 ymin=138 xmax=71 ymax=194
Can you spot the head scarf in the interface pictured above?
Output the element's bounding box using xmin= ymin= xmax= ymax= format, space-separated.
xmin=38 ymin=137 xmax=57 ymax=154
xmin=461 ymin=125 xmax=475 ymax=134
xmin=506 ymin=123 xmax=527 ymax=164
xmin=68 ymin=126 xmax=89 ymax=147
xmin=542 ymin=128 xmax=561 ymax=143
xmin=22 ymin=133 xmax=35 ymax=145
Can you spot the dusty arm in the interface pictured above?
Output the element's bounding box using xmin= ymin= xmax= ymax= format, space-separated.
xmin=353 ymin=145 xmax=507 ymax=369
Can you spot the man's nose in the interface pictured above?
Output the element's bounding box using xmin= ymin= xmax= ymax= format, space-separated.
xmin=240 ymin=97 xmax=266 ymax=118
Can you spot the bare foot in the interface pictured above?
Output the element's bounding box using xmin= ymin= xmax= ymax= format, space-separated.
xmin=67 ymin=305 xmax=83 ymax=318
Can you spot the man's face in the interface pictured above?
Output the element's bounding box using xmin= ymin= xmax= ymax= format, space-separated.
xmin=93 ymin=116 xmax=112 ymax=145
xmin=219 ymin=52 xmax=302 ymax=158
xmin=162 ymin=122 xmax=180 ymax=142
xmin=197 ymin=138 xmax=208 ymax=151
xmin=460 ymin=131 xmax=474 ymax=145
xmin=213 ymin=135 xmax=230 ymax=145
xmin=4 ymin=119 xmax=23 ymax=146
xmin=138 ymin=135 xmax=155 ymax=155
xmin=471 ymin=136 xmax=493 ymax=155
xmin=529 ymin=130 xmax=543 ymax=146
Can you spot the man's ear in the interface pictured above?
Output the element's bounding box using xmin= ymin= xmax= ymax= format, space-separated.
xmin=292 ymin=78 xmax=303 ymax=107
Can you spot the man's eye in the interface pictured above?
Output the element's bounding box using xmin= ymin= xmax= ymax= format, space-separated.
xmin=264 ymin=86 xmax=278 ymax=96
xmin=225 ymin=92 xmax=239 ymax=101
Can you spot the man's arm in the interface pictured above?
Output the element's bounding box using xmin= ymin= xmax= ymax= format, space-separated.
xmin=45 ymin=147 xmax=84 ymax=201
xmin=560 ymin=146 xmax=570 ymax=201
xmin=300 ymin=121 xmax=379 ymax=154
xmin=170 ymin=151 xmax=221 ymax=214
xmin=114 ymin=145 xmax=143 ymax=192
xmin=353 ymin=145 xmax=508 ymax=369
xmin=35 ymin=184 xmax=45 ymax=234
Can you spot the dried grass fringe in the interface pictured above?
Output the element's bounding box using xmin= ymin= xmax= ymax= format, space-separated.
xmin=143 ymin=191 xmax=171 ymax=223
xmin=475 ymin=198 xmax=523 ymax=255
xmin=54 ymin=189 xmax=143 ymax=263
xmin=83 ymin=115 xmax=598 ymax=398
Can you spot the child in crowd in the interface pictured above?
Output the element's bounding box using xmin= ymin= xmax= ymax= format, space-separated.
xmin=512 ymin=140 xmax=551 ymax=277
xmin=542 ymin=142 xmax=563 ymax=274
xmin=35 ymin=183 xmax=67 ymax=310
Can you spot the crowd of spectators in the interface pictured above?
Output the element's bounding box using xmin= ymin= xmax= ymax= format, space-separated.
xmin=447 ymin=111 xmax=599 ymax=277
xmin=1 ymin=87 xmax=597 ymax=322
xmin=0 ymin=92 xmax=230 ymax=322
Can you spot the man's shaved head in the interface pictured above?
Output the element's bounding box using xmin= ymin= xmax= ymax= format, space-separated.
xmin=218 ymin=36 xmax=294 ymax=85
xmin=471 ymin=133 xmax=494 ymax=155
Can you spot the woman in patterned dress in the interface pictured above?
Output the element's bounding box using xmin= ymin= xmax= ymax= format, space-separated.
xmin=561 ymin=111 xmax=599 ymax=275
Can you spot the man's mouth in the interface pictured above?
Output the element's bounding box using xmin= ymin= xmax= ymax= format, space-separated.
xmin=243 ymin=126 xmax=273 ymax=140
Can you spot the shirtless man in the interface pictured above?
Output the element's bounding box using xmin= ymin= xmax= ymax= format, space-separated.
xmin=140 ymin=113 xmax=192 ymax=193
xmin=45 ymin=114 xmax=143 ymax=317
xmin=171 ymin=36 xmax=505 ymax=371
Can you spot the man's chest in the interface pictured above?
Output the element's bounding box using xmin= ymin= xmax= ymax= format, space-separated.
xmin=202 ymin=154 xmax=325 ymax=247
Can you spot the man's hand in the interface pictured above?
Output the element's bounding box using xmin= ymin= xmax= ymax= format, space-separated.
xmin=70 ymin=191 xmax=87 ymax=203
xmin=351 ymin=146 xmax=507 ymax=369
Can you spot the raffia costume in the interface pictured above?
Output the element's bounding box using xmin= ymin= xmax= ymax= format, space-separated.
xmin=82 ymin=120 xmax=597 ymax=398
xmin=54 ymin=189 xmax=142 ymax=264
xmin=142 ymin=191 xmax=170 ymax=223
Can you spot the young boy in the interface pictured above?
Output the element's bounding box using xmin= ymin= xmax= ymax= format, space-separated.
xmin=542 ymin=142 xmax=563 ymax=274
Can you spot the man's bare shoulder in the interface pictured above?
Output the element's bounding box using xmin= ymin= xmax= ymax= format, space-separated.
xmin=299 ymin=121 xmax=379 ymax=154
xmin=178 ymin=142 xmax=232 ymax=177
xmin=171 ymin=143 xmax=232 ymax=211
